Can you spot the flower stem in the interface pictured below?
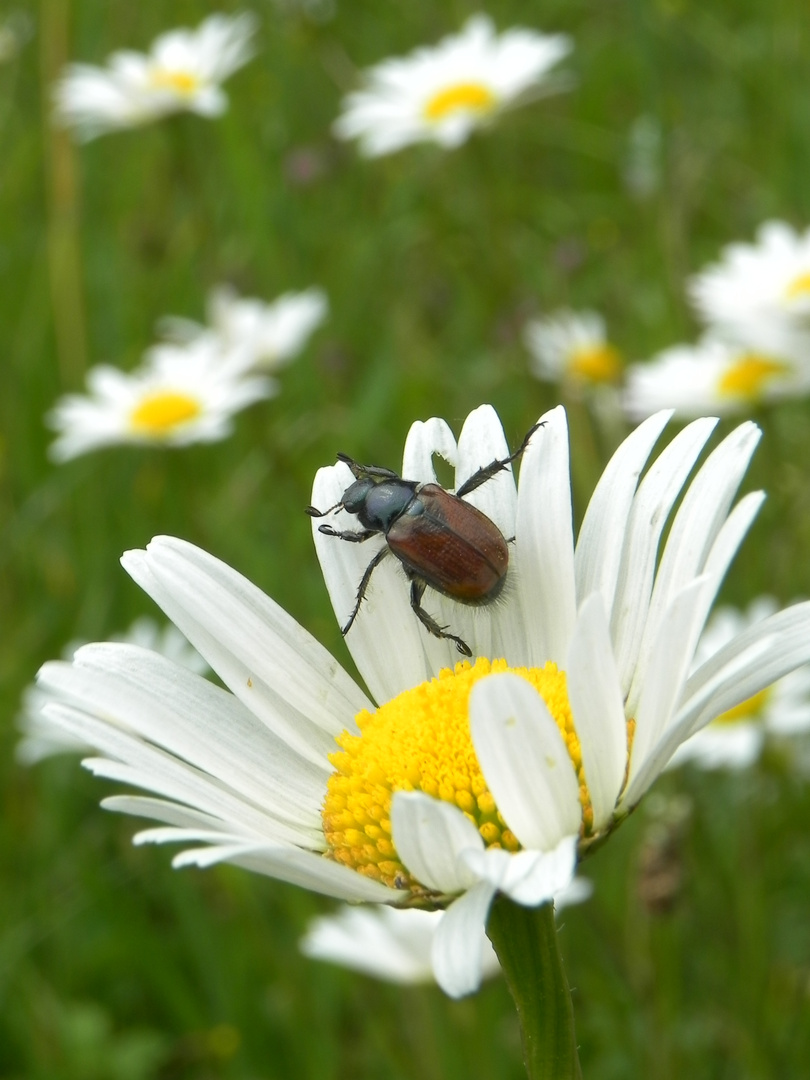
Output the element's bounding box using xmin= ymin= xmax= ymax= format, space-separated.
xmin=486 ymin=896 xmax=582 ymax=1080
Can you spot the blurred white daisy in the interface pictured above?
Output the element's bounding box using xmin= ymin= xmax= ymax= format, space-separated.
xmin=47 ymin=337 xmax=274 ymax=462
xmin=54 ymin=13 xmax=257 ymax=141
xmin=524 ymin=309 xmax=622 ymax=389
xmin=160 ymin=285 xmax=328 ymax=372
xmin=689 ymin=220 xmax=810 ymax=354
xmin=17 ymin=617 xmax=207 ymax=765
xmin=300 ymin=876 xmax=592 ymax=986
xmin=333 ymin=15 xmax=572 ymax=156
xmin=667 ymin=598 xmax=810 ymax=770
xmin=621 ymin=337 xmax=808 ymax=421
xmin=34 ymin=406 xmax=810 ymax=997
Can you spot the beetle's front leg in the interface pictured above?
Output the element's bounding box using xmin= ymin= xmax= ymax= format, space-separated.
xmin=409 ymin=579 xmax=472 ymax=657
xmin=317 ymin=524 xmax=377 ymax=543
xmin=455 ymin=421 xmax=545 ymax=499
xmin=342 ymin=545 xmax=390 ymax=634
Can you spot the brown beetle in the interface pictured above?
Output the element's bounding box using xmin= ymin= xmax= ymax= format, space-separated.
xmin=306 ymin=422 xmax=543 ymax=656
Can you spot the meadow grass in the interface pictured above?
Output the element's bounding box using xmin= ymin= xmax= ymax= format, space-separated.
xmin=2 ymin=0 xmax=810 ymax=1076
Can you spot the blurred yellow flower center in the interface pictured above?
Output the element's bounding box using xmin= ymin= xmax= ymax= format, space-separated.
xmin=321 ymin=658 xmax=585 ymax=893
xmin=150 ymin=68 xmax=201 ymax=95
xmin=716 ymin=355 xmax=790 ymax=400
xmin=784 ymin=271 xmax=810 ymax=300
xmin=713 ymin=687 xmax=771 ymax=726
xmin=569 ymin=343 xmax=622 ymax=383
xmin=129 ymin=391 xmax=202 ymax=435
xmin=423 ymin=82 xmax=497 ymax=122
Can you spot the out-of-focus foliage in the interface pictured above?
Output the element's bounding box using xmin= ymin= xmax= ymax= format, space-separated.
xmin=2 ymin=1 xmax=810 ymax=1077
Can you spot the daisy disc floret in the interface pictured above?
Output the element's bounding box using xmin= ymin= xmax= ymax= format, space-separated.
xmin=47 ymin=337 xmax=274 ymax=461
xmin=54 ymin=13 xmax=257 ymax=140
xmin=689 ymin=220 xmax=810 ymax=354
xmin=35 ymin=405 xmax=810 ymax=998
xmin=333 ymin=15 xmax=572 ymax=156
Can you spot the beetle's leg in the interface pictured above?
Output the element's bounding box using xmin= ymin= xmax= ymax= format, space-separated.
xmin=337 ymin=453 xmax=401 ymax=483
xmin=409 ymin=579 xmax=472 ymax=657
xmin=455 ymin=421 xmax=545 ymax=499
xmin=317 ymin=524 xmax=377 ymax=543
xmin=342 ymin=545 xmax=391 ymax=634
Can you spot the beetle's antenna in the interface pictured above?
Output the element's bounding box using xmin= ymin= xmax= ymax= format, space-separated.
xmin=305 ymin=502 xmax=342 ymax=518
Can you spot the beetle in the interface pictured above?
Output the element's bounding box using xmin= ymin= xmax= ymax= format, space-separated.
xmin=306 ymin=421 xmax=543 ymax=657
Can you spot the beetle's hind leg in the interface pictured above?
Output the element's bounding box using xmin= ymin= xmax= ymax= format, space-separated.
xmin=409 ymin=579 xmax=472 ymax=657
xmin=455 ymin=421 xmax=545 ymax=499
xmin=342 ymin=545 xmax=391 ymax=635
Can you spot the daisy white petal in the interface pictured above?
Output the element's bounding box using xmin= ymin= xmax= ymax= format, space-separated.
xmin=525 ymin=309 xmax=622 ymax=388
xmin=54 ymin=13 xmax=257 ymax=140
xmin=688 ymin=220 xmax=810 ymax=354
xmin=469 ymin=673 xmax=581 ymax=851
xmin=565 ymin=595 xmax=627 ymax=830
xmin=47 ymin=338 xmax=273 ymax=461
xmin=610 ymin=417 xmax=718 ymax=695
xmin=431 ymin=880 xmax=498 ymax=998
xmin=334 ymin=15 xmax=572 ymax=157
xmin=574 ymin=409 xmax=672 ymax=611
xmin=161 ymin=285 xmax=328 ymax=374
xmin=391 ymin=791 xmax=483 ymax=895
xmin=622 ymin=337 xmax=810 ymax=421
xmin=514 ymin=405 xmax=576 ymax=666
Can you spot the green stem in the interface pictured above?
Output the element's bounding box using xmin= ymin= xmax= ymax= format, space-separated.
xmin=486 ymin=896 xmax=582 ymax=1080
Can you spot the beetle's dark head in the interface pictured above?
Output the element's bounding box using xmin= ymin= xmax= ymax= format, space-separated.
xmin=341 ymin=478 xmax=376 ymax=515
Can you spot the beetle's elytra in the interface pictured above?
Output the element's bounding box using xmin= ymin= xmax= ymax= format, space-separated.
xmin=306 ymin=421 xmax=543 ymax=657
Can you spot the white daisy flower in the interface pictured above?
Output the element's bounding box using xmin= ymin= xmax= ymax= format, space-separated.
xmin=159 ymin=285 xmax=328 ymax=372
xmin=621 ymin=337 xmax=808 ymax=421
xmin=54 ymin=13 xmax=257 ymax=141
xmin=524 ymin=309 xmax=622 ymax=388
xmin=689 ymin=220 xmax=810 ymax=354
xmin=300 ymin=876 xmax=592 ymax=987
xmin=667 ymin=598 xmax=810 ymax=770
xmin=17 ymin=618 xmax=207 ymax=765
xmin=47 ymin=337 xmax=274 ymax=462
xmin=34 ymin=406 xmax=810 ymax=997
xmin=333 ymin=15 xmax=572 ymax=157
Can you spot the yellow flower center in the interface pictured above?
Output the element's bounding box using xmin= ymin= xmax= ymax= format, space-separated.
xmin=568 ymin=343 xmax=622 ymax=384
xmin=149 ymin=68 xmax=201 ymax=96
xmin=716 ymin=354 xmax=790 ymax=400
xmin=423 ymin=81 xmax=497 ymax=123
xmin=321 ymin=658 xmax=587 ymax=895
xmin=129 ymin=390 xmax=202 ymax=436
xmin=784 ymin=271 xmax=810 ymax=301
xmin=713 ymin=687 xmax=771 ymax=726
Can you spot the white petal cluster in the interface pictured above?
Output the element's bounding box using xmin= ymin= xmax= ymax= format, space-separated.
xmin=35 ymin=406 xmax=810 ymax=997
xmin=160 ymin=284 xmax=328 ymax=372
xmin=47 ymin=336 xmax=274 ymax=462
xmin=54 ymin=13 xmax=257 ymax=140
xmin=17 ymin=618 xmax=207 ymax=765
xmin=334 ymin=15 xmax=572 ymax=156
xmin=624 ymin=221 xmax=810 ymax=419
xmin=689 ymin=221 xmax=810 ymax=355
xmin=300 ymin=877 xmax=591 ymax=986
xmin=622 ymin=337 xmax=810 ymax=421
xmin=667 ymin=598 xmax=810 ymax=770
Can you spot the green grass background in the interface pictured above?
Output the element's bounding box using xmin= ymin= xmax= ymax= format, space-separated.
xmin=2 ymin=0 xmax=810 ymax=1076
